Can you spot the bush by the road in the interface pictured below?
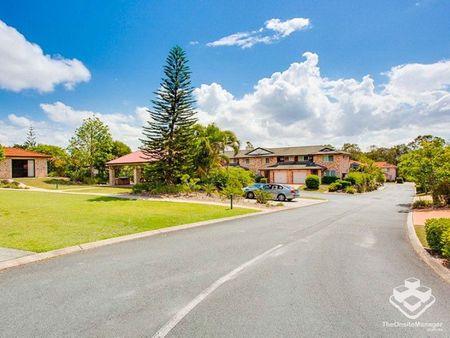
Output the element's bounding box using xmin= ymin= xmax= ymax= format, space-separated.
xmin=254 ymin=190 xmax=272 ymax=204
xmin=346 ymin=186 xmax=356 ymax=194
xmin=328 ymin=182 xmax=342 ymax=192
xmin=441 ymin=228 xmax=450 ymax=258
xmin=412 ymin=199 xmax=432 ymax=209
xmin=321 ymin=176 xmax=338 ymax=184
xmin=305 ymin=175 xmax=320 ymax=189
xmin=425 ymin=218 xmax=450 ymax=252
xmin=337 ymin=179 xmax=352 ymax=189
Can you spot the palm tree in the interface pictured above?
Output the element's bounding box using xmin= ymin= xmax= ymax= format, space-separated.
xmin=193 ymin=123 xmax=240 ymax=179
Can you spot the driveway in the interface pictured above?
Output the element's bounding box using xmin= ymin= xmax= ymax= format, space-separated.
xmin=0 ymin=184 xmax=449 ymax=337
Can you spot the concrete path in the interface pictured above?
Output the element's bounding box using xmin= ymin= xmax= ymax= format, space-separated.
xmin=1 ymin=184 xmax=449 ymax=337
xmin=0 ymin=247 xmax=33 ymax=262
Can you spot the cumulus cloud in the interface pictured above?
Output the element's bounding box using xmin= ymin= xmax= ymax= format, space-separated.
xmin=8 ymin=114 xmax=32 ymax=127
xmin=0 ymin=20 xmax=90 ymax=93
xmin=207 ymin=17 xmax=311 ymax=48
xmin=194 ymin=52 xmax=450 ymax=148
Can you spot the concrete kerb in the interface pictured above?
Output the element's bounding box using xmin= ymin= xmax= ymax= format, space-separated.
xmin=0 ymin=198 xmax=326 ymax=272
xmin=406 ymin=211 xmax=450 ymax=285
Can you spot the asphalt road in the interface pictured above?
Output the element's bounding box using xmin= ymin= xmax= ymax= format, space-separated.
xmin=1 ymin=183 xmax=449 ymax=337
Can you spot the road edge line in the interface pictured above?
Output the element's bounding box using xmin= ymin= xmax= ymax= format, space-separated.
xmin=406 ymin=211 xmax=450 ymax=285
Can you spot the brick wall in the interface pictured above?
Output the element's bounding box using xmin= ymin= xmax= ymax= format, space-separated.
xmin=0 ymin=159 xmax=11 ymax=179
xmin=313 ymin=154 xmax=350 ymax=178
xmin=35 ymin=159 xmax=48 ymax=177
xmin=237 ymin=156 xmax=277 ymax=174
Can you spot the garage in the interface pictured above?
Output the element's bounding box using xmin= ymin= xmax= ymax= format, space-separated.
xmin=273 ymin=171 xmax=288 ymax=183
xmin=293 ymin=171 xmax=307 ymax=184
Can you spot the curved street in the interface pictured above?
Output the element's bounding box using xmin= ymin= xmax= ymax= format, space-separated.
xmin=1 ymin=184 xmax=449 ymax=337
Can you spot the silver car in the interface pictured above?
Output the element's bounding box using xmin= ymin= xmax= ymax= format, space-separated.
xmin=244 ymin=183 xmax=299 ymax=201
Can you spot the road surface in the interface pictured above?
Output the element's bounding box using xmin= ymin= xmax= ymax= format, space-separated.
xmin=1 ymin=183 xmax=449 ymax=337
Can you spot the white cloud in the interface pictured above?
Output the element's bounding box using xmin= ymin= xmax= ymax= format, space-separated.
xmin=207 ymin=17 xmax=311 ymax=49
xmin=194 ymin=52 xmax=450 ymax=148
xmin=8 ymin=114 xmax=32 ymax=127
xmin=265 ymin=18 xmax=310 ymax=37
xmin=0 ymin=20 xmax=90 ymax=93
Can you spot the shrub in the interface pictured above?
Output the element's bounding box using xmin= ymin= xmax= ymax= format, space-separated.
xmin=202 ymin=183 xmax=217 ymax=196
xmin=425 ymin=218 xmax=450 ymax=252
xmin=328 ymin=182 xmax=342 ymax=192
xmin=441 ymin=228 xmax=450 ymax=258
xmin=433 ymin=180 xmax=450 ymax=206
xmin=396 ymin=177 xmax=404 ymax=184
xmin=180 ymin=174 xmax=201 ymax=193
xmin=305 ymin=175 xmax=320 ymax=189
xmin=260 ymin=177 xmax=268 ymax=183
xmin=254 ymin=190 xmax=272 ymax=204
xmin=346 ymin=186 xmax=356 ymax=194
xmin=337 ymin=179 xmax=352 ymax=189
xmin=321 ymin=176 xmax=338 ymax=185
xmin=412 ymin=199 xmax=432 ymax=209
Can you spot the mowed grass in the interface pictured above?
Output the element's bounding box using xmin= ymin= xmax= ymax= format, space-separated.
xmin=14 ymin=177 xmax=132 ymax=194
xmin=0 ymin=190 xmax=257 ymax=252
xmin=414 ymin=224 xmax=429 ymax=248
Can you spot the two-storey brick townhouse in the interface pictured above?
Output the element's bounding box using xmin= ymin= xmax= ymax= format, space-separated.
xmin=225 ymin=145 xmax=351 ymax=184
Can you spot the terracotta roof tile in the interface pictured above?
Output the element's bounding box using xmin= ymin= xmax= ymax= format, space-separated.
xmin=107 ymin=150 xmax=155 ymax=165
xmin=4 ymin=147 xmax=51 ymax=158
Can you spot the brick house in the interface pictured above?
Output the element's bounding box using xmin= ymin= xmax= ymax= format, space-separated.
xmin=374 ymin=162 xmax=397 ymax=182
xmin=0 ymin=147 xmax=51 ymax=179
xmin=225 ymin=145 xmax=351 ymax=184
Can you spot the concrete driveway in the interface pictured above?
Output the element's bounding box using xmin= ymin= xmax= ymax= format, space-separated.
xmin=0 ymin=183 xmax=449 ymax=337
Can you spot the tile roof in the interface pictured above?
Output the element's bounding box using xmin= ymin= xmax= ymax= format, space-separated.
xmin=4 ymin=147 xmax=51 ymax=158
xmin=225 ymin=145 xmax=348 ymax=158
xmin=106 ymin=150 xmax=155 ymax=165
xmin=263 ymin=161 xmax=326 ymax=170
xmin=374 ymin=161 xmax=397 ymax=168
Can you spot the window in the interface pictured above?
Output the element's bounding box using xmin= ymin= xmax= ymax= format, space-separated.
xmin=299 ymin=155 xmax=312 ymax=161
xmin=323 ymin=155 xmax=334 ymax=162
xmin=277 ymin=156 xmax=285 ymax=163
xmin=265 ymin=158 xmax=270 ymax=164
xmin=234 ymin=159 xmax=240 ymax=165
xmin=245 ymin=158 xmax=250 ymax=164
xmin=325 ymin=170 xmax=336 ymax=177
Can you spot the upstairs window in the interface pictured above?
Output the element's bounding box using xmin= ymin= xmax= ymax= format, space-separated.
xmin=245 ymin=158 xmax=250 ymax=164
xmin=277 ymin=156 xmax=285 ymax=163
xmin=323 ymin=155 xmax=334 ymax=162
xmin=265 ymin=158 xmax=270 ymax=164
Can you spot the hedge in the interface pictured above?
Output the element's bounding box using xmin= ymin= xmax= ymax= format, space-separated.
xmin=321 ymin=176 xmax=338 ymax=185
xmin=425 ymin=218 xmax=450 ymax=252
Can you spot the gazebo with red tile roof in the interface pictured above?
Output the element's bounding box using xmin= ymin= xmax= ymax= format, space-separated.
xmin=106 ymin=150 xmax=155 ymax=185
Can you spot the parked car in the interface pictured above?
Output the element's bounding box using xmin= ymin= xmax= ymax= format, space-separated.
xmin=243 ymin=183 xmax=299 ymax=201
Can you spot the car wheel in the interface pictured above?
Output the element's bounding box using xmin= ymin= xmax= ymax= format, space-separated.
xmin=246 ymin=191 xmax=255 ymax=199
xmin=277 ymin=194 xmax=286 ymax=201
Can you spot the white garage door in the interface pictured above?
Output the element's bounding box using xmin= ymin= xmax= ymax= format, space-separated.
xmin=274 ymin=171 xmax=288 ymax=183
xmin=293 ymin=171 xmax=307 ymax=184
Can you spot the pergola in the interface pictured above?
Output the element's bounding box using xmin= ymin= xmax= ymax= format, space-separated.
xmin=106 ymin=150 xmax=154 ymax=186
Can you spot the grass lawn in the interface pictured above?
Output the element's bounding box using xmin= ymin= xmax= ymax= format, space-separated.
xmin=14 ymin=177 xmax=132 ymax=194
xmin=0 ymin=190 xmax=257 ymax=252
xmin=414 ymin=224 xmax=428 ymax=248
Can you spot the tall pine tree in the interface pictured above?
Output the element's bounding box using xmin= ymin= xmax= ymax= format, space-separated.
xmin=141 ymin=46 xmax=197 ymax=184
xmin=24 ymin=125 xmax=37 ymax=148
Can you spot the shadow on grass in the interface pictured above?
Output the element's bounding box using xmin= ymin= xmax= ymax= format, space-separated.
xmin=44 ymin=178 xmax=80 ymax=186
xmin=87 ymin=196 xmax=135 ymax=202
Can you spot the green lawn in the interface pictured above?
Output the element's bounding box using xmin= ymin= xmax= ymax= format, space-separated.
xmin=414 ymin=224 xmax=428 ymax=248
xmin=0 ymin=190 xmax=257 ymax=252
xmin=14 ymin=177 xmax=132 ymax=194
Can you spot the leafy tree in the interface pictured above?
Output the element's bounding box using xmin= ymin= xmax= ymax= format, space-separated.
xmin=341 ymin=143 xmax=362 ymax=160
xmin=30 ymin=144 xmax=69 ymax=177
xmin=192 ymin=123 xmax=240 ymax=179
xmin=0 ymin=144 xmax=4 ymax=161
xmin=365 ymin=145 xmax=408 ymax=165
xmin=399 ymin=137 xmax=450 ymax=204
xmin=141 ymin=46 xmax=197 ymax=184
xmin=111 ymin=140 xmax=132 ymax=158
xmin=68 ymin=116 xmax=113 ymax=180
xmin=24 ymin=126 xmax=37 ymax=148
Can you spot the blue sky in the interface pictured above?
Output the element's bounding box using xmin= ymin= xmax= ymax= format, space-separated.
xmin=0 ymin=0 xmax=449 ymax=149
